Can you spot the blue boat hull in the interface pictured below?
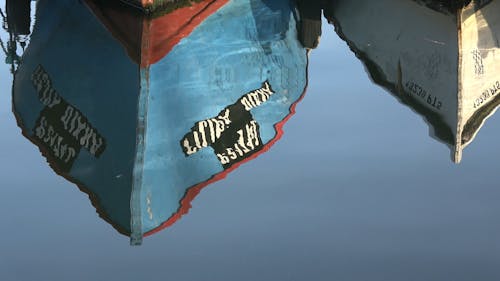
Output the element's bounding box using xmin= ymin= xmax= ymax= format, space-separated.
xmin=13 ymin=0 xmax=308 ymax=244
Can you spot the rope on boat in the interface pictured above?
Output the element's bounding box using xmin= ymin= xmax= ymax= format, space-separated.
xmin=0 ymin=7 xmax=7 ymax=32
xmin=0 ymin=7 xmax=23 ymax=73
xmin=0 ymin=7 xmax=6 ymax=21
xmin=0 ymin=36 xmax=7 ymax=56
xmin=0 ymin=6 xmax=7 ymax=57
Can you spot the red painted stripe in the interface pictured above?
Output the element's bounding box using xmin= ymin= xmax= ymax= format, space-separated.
xmin=141 ymin=0 xmax=229 ymax=67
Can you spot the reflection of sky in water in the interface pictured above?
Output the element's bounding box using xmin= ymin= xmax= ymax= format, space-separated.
xmin=2 ymin=4 xmax=500 ymax=281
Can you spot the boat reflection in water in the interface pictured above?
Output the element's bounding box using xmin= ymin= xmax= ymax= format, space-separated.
xmin=328 ymin=0 xmax=500 ymax=162
xmin=11 ymin=0 xmax=308 ymax=244
xmin=9 ymin=0 xmax=498 ymax=245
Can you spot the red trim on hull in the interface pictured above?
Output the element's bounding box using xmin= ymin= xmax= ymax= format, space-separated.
xmin=141 ymin=0 xmax=229 ymax=67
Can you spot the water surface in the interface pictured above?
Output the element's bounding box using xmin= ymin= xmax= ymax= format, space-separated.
xmin=1 ymin=1 xmax=500 ymax=280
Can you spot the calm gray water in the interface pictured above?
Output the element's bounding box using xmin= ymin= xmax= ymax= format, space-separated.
xmin=2 ymin=1 xmax=500 ymax=280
